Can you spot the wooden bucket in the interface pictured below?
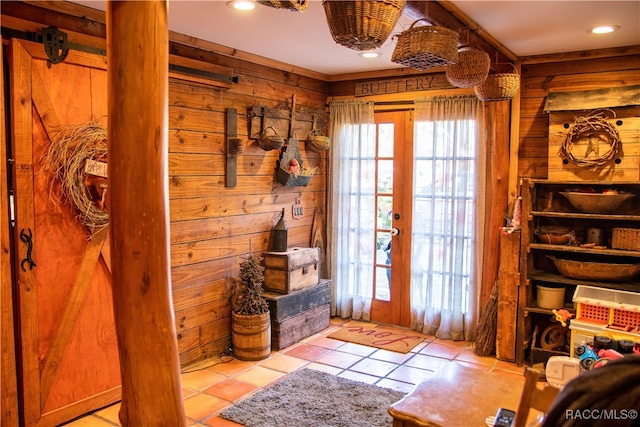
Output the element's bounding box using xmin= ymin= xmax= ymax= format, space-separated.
xmin=232 ymin=311 xmax=271 ymax=361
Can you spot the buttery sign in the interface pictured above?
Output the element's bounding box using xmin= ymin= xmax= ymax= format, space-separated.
xmin=354 ymin=75 xmax=452 ymax=97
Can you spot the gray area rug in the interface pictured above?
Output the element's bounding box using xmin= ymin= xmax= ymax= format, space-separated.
xmin=219 ymin=368 xmax=406 ymax=427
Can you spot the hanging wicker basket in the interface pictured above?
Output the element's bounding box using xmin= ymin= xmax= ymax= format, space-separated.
xmin=474 ymin=64 xmax=520 ymax=102
xmin=391 ymin=19 xmax=459 ymax=70
xmin=322 ymin=0 xmax=407 ymax=51
xmin=446 ymin=49 xmax=490 ymax=88
xmin=258 ymin=126 xmax=286 ymax=151
xmin=257 ymin=0 xmax=308 ymax=12
xmin=306 ymin=130 xmax=331 ymax=152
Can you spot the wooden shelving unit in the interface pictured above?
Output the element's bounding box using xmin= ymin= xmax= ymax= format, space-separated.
xmin=517 ymin=179 xmax=640 ymax=366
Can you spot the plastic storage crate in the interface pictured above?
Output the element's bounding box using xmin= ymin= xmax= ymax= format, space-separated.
xmin=569 ymin=286 xmax=640 ymax=356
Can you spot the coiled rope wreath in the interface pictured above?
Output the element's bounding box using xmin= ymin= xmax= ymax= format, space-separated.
xmin=558 ymin=109 xmax=621 ymax=168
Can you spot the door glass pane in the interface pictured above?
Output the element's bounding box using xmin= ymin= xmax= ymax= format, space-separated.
xmin=377 ymin=195 xmax=392 ymax=229
xmin=375 ymin=266 xmax=390 ymax=301
xmin=377 ymin=159 xmax=393 ymax=193
xmin=378 ymin=123 xmax=394 ymax=157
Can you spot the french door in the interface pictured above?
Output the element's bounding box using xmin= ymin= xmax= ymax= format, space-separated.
xmin=370 ymin=110 xmax=413 ymax=326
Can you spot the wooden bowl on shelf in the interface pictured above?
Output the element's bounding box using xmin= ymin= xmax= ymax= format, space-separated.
xmin=546 ymin=255 xmax=640 ymax=282
xmin=559 ymin=192 xmax=636 ymax=214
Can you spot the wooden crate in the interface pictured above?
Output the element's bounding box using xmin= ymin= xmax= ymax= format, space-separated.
xmin=263 ymin=279 xmax=331 ymax=321
xmin=263 ymin=247 xmax=320 ymax=294
xmin=264 ymin=280 xmax=331 ymax=350
xmin=271 ymin=303 xmax=330 ymax=350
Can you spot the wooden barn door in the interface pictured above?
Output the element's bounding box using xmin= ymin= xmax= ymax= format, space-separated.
xmin=8 ymin=39 xmax=120 ymax=427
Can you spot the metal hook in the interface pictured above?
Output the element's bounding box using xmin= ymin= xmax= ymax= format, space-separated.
xmin=20 ymin=228 xmax=37 ymax=272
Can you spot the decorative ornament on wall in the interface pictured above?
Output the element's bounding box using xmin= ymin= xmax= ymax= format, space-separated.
xmin=557 ymin=109 xmax=621 ymax=168
xmin=42 ymin=121 xmax=109 ymax=233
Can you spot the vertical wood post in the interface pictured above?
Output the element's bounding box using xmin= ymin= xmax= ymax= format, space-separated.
xmin=106 ymin=2 xmax=185 ymax=425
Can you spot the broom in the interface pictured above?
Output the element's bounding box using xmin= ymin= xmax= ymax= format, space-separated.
xmin=474 ymin=280 xmax=499 ymax=356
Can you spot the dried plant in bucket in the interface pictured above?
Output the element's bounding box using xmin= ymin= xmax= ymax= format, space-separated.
xmin=231 ymin=254 xmax=269 ymax=316
xmin=42 ymin=121 xmax=109 ymax=234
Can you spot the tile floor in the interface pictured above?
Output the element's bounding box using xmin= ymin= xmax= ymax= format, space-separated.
xmin=63 ymin=318 xmax=526 ymax=427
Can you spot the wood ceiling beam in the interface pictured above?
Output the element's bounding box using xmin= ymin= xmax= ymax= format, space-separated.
xmin=405 ymin=1 xmax=518 ymax=68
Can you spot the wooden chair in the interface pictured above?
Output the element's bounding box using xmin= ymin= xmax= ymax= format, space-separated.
xmin=514 ymin=367 xmax=561 ymax=427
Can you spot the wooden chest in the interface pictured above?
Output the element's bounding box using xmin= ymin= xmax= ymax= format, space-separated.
xmin=263 ymin=247 xmax=320 ymax=294
xmin=264 ymin=279 xmax=331 ymax=350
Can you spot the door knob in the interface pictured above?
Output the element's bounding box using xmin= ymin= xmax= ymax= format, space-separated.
xmin=391 ymin=228 xmax=399 ymax=236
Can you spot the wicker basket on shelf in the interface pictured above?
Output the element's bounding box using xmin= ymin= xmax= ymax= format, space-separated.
xmin=257 ymin=0 xmax=308 ymax=12
xmin=391 ymin=19 xmax=459 ymax=70
xmin=446 ymin=49 xmax=490 ymax=88
xmin=258 ymin=126 xmax=285 ymax=151
xmin=474 ymin=64 xmax=520 ymax=102
xmin=612 ymin=228 xmax=640 ymax=251
xmin=322 ymin=0 xmax=406 ymax=51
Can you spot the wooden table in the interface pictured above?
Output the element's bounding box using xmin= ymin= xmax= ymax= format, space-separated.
xmin=388 ymin=363 xmax=524 ymax=427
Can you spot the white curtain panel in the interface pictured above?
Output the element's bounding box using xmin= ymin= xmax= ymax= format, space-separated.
xmin=327 ymin=100 xmax=375 ymax=320
xmin=410 ymin=95 xmax=485 ymax=341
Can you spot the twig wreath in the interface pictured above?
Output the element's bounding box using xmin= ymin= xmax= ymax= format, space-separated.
xmin=42 ymin=121 xmax=109 ymax=233
xmin=557 ymin=109 xmax=621 ymax=168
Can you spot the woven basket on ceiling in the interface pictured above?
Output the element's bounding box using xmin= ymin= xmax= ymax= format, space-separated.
xmin=391 ymin=19 xmax=459 ymax=71
xmin=474 ymin=64 xmax=520 ymax=102
xmin=446 ymin=49 xmax=490 ymax=88
xmin=257 ymin=0 xmax=308 ymax=12
xmin=322 ymin=0 xmax=407 ymax=51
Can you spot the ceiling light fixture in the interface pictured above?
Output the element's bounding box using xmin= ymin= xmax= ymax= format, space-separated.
xmin=359 ymin=51 xmax=381 ymax=59
xmin=588 ymin=25 xmax=620 ymax=34
xmin=227 ymin=0 xmax=256 ymax=11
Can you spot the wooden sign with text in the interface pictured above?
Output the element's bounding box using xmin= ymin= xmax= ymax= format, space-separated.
xmin=354 ymin=74 xmax=452 ymax=97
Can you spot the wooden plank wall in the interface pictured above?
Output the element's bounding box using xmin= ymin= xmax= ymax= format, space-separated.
xmin=517 ymin=53 xmax=640 ymax=180
xmin=166 ymin=62 xmax=329 ymax=368
xmin=1 ymin=2 xmax=329 ymax=369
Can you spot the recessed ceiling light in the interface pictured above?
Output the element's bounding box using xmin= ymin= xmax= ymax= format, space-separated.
xmin=359 ymin=51 xmax=381 ymax=59
xmin=588 ymin=25 xmax=620 ymax=34
xmin=227 ymin=0 xmax=256 ymax=11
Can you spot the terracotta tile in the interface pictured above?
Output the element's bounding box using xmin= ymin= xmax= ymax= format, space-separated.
xmin=314 ymin=350 xmax=362 ymax=369
xmin=333 ymin=342 xmax=376 ymax=357
xmin=258 ymin=353 xmax=308 ymax=373
xmin=306 ymin=335 xmax=346 ymax=350
xmin=182 ymin=386 xmax=198 ymax=400
xmin=433 ymin=337 xmax=471 ymax=349
xmin=454 ymin=360 xmax=491 ymax=371
xmin=410 ymin=341 xmax=429 ymax=353
xmin=203 ymin=415 xmax=245 ymax=427
xmin=419 ymin=342 xmax=463 ymax=359
xmin=181 ymin=369 xmax=228 ymax=391
xmin=283 ymin=343 xmax=330 ymax=360
xmin=386 ymin=365 xmax=436 ymax=385
xmin=63 ymin=415 xmax=116 ymax=427
xmin=329 ymin=318 xmax=349 ymax=326
xmin=203 ymin=378 xmax=258 ymax=402
xmin=233 ymin=365 xmax=285 ymax=387
xmin=183 ymin=394 xmax=228 ymax=422
xmin=349 ymin=357 xmax=399 ymax=377
xmin=494 ymin=360 xmax=525 ymax=375
xmin=375 ymin=378 xmax=418 ymax=394
xmin=207 ymin=358 xmax=255 ymax=377
xmin=338 ymin=369 xmax=379 ymax=384
xmin=369 ymin=348 xmax=414 ymax=364
xmin=304 ymin=362 xmax=343 ymax=375
xmin=455 ymin=349 xmax=497 ymax=367
xmin=93 ymin=402 xmax=121 ymax=425
xmin=403 ymin=353 xmax=448 ymax=371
